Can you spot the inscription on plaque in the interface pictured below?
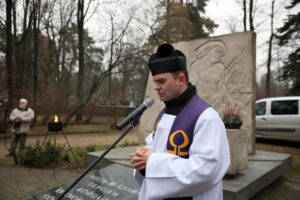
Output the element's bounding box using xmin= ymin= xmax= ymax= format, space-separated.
xmin=28 ymin=164 xmax=139 ymax=200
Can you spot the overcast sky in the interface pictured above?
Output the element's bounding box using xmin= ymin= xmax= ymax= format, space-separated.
xmin=85 ymin=0 xmax=299 ymax=82
xmin=205 ymin=0 xmax=299 ymax=81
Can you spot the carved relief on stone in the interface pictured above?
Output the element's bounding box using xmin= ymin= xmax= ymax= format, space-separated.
xmin=189 ymin=36 xmax=255 ymax=153
xmin=190 ymin=40 xmax=229 ymax=113
xmin=190 ymin=40 xmax=252 ymax=123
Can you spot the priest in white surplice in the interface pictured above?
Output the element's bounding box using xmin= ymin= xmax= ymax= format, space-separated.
xmin=130 ymin=43 xmax=230 ymax=200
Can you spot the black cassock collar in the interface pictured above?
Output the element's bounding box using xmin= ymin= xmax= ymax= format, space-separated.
xmin=164 ymin=83 xmax=197 ymax=115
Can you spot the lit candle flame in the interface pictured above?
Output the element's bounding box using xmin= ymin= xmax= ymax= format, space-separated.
xmin=54 ymin=115 xmax=59 ymax=123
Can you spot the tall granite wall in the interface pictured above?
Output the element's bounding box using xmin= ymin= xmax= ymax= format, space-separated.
xmin=139 ymin=31 xmax=256 ymax=154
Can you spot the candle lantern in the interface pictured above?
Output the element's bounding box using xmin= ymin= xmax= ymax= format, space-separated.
xmin=48 ymin=114 xmax=63 ymax=132
xmin=37 ymin=114 xmax=80 ymax=177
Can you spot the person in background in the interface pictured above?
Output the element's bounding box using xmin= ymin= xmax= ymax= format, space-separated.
xmin=6 ymin=98 xmax=34 ymax=157
xmin=130 ymin=43 xmax=230 ymax=200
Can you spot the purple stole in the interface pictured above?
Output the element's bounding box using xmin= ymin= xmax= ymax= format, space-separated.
xmin=152 ymin=95 xmax=210 ymax=159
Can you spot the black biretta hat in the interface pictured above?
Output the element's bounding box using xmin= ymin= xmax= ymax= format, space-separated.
xmin=148 ymin=43 xmax=186 ymax=76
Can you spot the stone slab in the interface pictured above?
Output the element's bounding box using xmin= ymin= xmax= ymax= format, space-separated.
xmin=87 ymin=147 xmax=292 ymax=200
xmin=27 ymin=163 xmax=139 ymax=200
xmin=86 ymin=146 xmax=140 ymax=169
xmin=223 ymin=150 xmax=292 ymax=200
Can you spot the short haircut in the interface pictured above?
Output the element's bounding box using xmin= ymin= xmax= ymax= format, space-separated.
xmin=171 ymin=70 xmax=189 ymax=84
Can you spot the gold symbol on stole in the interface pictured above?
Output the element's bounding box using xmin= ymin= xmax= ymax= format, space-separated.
xmin=166 ymin=130 xmax=189 ymax=156
xmin=152 ymin=120 xmax=160 ymax=136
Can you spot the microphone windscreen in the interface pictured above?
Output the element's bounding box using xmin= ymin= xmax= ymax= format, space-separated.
xmin=144 ymin=98 xmax=154 ymax=108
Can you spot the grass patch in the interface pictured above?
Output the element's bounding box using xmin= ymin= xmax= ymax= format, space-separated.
xmin=0 ymin=157 xmax=15 ymax=166
xmin=18 ymin=140 xmax=65 ymax=167
xmin=54 ymin=144 xmax=111 ymax=169
xmin=49 ymin=145 xmax=108 ymax=169
xmin=27 ymin=124 xmax=110 ymax=135
xmin=63 ymin=124 xmax=110 ymax=133
xmin=285 ymin=154 xmax=300 ymax=178
xmin=119 ymin=141 xmax=141 ymax=148
xmin=0 ymin=141 xmax=112 ymax=169
xmin=0 ymin=137 xmax=142 ymax=169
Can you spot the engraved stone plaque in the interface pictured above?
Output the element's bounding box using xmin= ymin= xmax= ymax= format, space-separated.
xmin=28 ymin=164 xmax=139 ymax=200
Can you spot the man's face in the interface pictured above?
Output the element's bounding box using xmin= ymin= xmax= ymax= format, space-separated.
xmin=153 ymin=72 xmax=182 ymax=101
xmin=19 ymin=100 xmax=27 ymax=109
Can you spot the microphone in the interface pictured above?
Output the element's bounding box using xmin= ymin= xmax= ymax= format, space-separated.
xmin=117 ymin=98 xmax=154 ymax=130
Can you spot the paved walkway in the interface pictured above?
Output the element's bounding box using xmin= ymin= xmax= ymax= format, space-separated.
xmin=0 ymin=166 xmax=83 ymax=200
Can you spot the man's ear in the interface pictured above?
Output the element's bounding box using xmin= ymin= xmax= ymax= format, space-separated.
xmin=178 ymin=73 xmax=186 ymax=84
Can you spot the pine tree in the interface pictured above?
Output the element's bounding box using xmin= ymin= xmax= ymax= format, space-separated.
xmin=148 ymin=0 xmax=217 ymax=44
xmin=276 ymin=0 xmax=300 ymax=95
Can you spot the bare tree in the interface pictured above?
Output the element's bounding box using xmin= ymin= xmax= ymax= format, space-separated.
xmin=2 ymin=0 xmax=35 ymax=110
xmin=107 ymin=13 xmax=132 ymax=103
xmin=5 ymin=0 xmax=14 ymax=111
xmin=236 ymin=0 xmax=255 ymax=31
xmin=249 ymin=0 xmax=254 ymax=31
xmin=243 ymin=0 xmax=247 ymax=31
xmin=13 ymin=0 xmax=34 ymax=99
xmin=132 ymin=1 xmax=165 ymax=46
xmin=76 ymin=0 xmax=96 ymax=122
xmin=76 ymin=0 xmax=85 ymax=121
xmin=1 ymin=0 xmax=56 ymax=115
xmin=41 ymin=0 xmax=77 ymax=122
xmin=32 ymin=0 xmax=44 ymax=119
xmin=265 ymin=0 xmax=275 ymax=97
xmin=236 ymin=0 xmax=247 ymax=31
xmin=256 ymin=66 xmax=288 ymax=99
xmin=224 ymin=16 xmax=239 ymax=33
xmin=64 ymin=10 xmax=133 ymax=126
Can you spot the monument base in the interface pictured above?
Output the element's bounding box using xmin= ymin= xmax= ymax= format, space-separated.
xmin=226 ymin=129 xmax=248 ymax=175
xmin=223 ymin=150 xmax=291 ymax=200
xmin=87 ymin=146 xmax=291 ymax=200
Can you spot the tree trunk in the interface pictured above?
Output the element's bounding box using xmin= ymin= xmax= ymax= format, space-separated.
xmin=15 ymin=0 xmax=31 ymax=99
xmin=108 ymin=71 xmax=112 ymax=103
xmin=266 ymin=0 xmax=275 ymax=97
xmin=179 ymin=0 xmax=186 ymax=41
xmin=243 ymin=0 xmax=247 ymax=31
xmin=76 ymin=0 xmax=85 ymax=122
xmin=6 ymin=0 xmax=14 ymax=112
xmin=249 ymin=0 xmax=254 ymax=31
xmin=166 ymin=0 xmax=171 ymax=43
xmin=33 ymin=0 xmax=41 ymax=122
xmin=12 ymin=0 xmax=20 ymax=98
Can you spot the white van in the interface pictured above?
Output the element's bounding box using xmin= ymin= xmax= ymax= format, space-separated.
xmin=255 ymin=96 xmax=300 ymax=141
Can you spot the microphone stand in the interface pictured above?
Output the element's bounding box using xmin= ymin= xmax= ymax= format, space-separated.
xmin=57 ymin=119 xmax=139 ymax=200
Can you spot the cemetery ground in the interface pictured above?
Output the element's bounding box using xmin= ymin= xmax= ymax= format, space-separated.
xmin=0 ymin=123 xmax=299 ymax=199
xmin=0 ymin=122 xmax=141 ymax=200
xmin=250 ymin=139 xmax=300 ymax=200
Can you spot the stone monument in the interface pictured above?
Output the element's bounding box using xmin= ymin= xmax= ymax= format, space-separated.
xmin=139 ymin=32 xmax=256 ymax=174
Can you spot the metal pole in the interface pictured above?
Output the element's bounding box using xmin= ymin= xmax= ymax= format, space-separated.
xmin=53 ymin=131 xmax=56 ymax=179
xmin=57 ymin=120 xmax=139 ymax=200
xmin=40 ymin=131 xmax=50 ymax=147
xmin=61 ymin=130 xmax=80 ymax=168
xmin=4 ymin=110 xmax=8 ymax=148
